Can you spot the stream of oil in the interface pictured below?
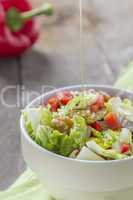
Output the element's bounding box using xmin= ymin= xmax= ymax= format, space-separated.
xmin=79 ymin=0 xmax=86 ymax=106
xmin=79 ymin=0 xmax=85 ymax=90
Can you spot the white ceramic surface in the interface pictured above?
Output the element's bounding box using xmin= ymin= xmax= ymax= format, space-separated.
xmin=20 ymin=85 xmax=133 ymax=200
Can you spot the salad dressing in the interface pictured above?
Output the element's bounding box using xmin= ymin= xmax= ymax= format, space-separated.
xmin=79 ymin=0 xmax=86 ymax=106
xmin=79 ymin=0 xmax=83 ymax=88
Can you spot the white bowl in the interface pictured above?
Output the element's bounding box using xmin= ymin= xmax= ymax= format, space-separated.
xmin=20 ymin=85 xmax=133 ymax=200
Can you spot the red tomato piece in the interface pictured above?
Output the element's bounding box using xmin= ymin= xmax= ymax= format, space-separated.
xmin=48 ymin=96 xmax=59 ymax=112
xmin=57 ymin=91 xmax=73 ymax=105
xmin=97 ymin=95 xmax=104 ymax=108
xmin=121 ymin=144 xmax=130 ymax=154
xmin=60 ymin=96 xmax=72 ymax=105
xmin=91 ymin=104 xmax=99 ymax=113
xmin=91 ymin=95 xmax=104 ymax=112
xmin=104 ymin=112 xmax=121 ymax=129
xmin=91 ymin=121 xmax=102 ymax=131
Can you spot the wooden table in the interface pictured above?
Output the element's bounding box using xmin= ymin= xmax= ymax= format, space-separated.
xmin=0 ymin=0 xmax=133 ymax=189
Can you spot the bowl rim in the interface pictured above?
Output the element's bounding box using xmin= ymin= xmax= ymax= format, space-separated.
xmin=20 ymin=84 xmax=133 ymax=165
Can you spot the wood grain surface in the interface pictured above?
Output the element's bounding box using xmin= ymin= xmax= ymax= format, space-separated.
xmin=0 ymin=0 xmax=133 ymax=189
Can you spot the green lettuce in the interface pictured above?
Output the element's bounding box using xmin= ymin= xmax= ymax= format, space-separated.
xmin=59 ymin=135 xmax=76 ymax=156
xmin=63 ymin=96 xmax=81 ymax=115
xmin=23 ymin=107 xmax=53 ymax=137
xmin=39 ymin=107 xmax=53 ymax=126
xmin=35 ymin=125 xmax=63 ymax=153
xmin=87 ymin=141 xmax=128 ymax=160
xmin=70 ymin=116 xmax=88 ymax=148
xmin=91 ymin=129 xmax=119 ymax=149
xmin=78 ymin=92 xmax=98 ymax=108
xmin=35 ymin=125 xmax=78 ymax=156
xmin=58 ymin=116 xmax=88 ymax=156
xmin=23 ymin=108 xmax=41 ymax=131
xmin=62 ymin=92 xmax=98 ymax=116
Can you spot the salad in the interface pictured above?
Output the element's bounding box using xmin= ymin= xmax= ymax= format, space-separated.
xmin=23 ymin=89 xmax=133 ymax=161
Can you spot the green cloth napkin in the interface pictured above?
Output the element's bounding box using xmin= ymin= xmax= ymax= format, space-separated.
xmin=1 ymin=62 xmax=133 ymax=200
xmin=115 ymin=62 xmax=133 ymax=89
xmin=0 ymin=169 xmax=52 ymax=200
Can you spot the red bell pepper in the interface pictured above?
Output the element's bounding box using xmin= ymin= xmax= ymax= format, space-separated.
xmin=91 ymin=94 xmax=104 ymax=112
xmin=57 ymin=91 xmax=73 ymax=105
xmin=104 ymin=112 xmax=121 ymax=130
xmin=121 ymin=144 xmax=130 ymax=154
xmin=91 ymin=121 xmax=102 ymax=131
xmin=0 ymin=0 xmax=53 ymax=57
xmin=48 ymin=96 xmax=60 ymax=112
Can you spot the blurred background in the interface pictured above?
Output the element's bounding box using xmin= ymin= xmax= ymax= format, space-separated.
xmin=0 ymin=0 xmax=133 ymax=190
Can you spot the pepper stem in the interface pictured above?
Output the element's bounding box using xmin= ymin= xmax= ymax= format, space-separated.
xmin=6 ymin=3 xmax=53 ymax=32
xmin=21 ymin=3 xmax=53 ymax=20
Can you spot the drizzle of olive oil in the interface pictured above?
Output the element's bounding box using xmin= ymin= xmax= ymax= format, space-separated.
xmin=79 ymin=0 xmax=86 ymax=105
xmin=79 ymin=0 xmax=84 ymax=89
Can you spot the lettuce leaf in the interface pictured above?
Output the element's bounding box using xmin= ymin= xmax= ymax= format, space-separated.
xmin=70 ymin=116 xmax=88 ymax=148
xmin=35 ymin=125 xmax=63 ymax=153
xmin=23 ymin=108 xmax=41 ymax=131
xmin=62 ymin=92 xmax=98 ymax=116
xmin=39 ymin=107 xmax=53 ymax=126
xmin=59 ymin=135 xmax=76 ymax=156
xmin=63 ymin=96 xmax=81 ymax=115
xmin=23 ymin=107 xmax=53 ymax=136
xmin=59 ymin=116 xmax=88 ymax=156
xmin=87 ymin=141 xmax=128 ymax=160
xmin=78 ymin=92 xmax=98 ymax=108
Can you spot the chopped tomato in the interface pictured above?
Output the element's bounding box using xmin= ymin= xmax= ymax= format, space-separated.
xmin=91 ymin=104 xmax=99 ymax=112
xmin=91 ymin=121 xmax=102 ymax=131
xmin=104 ymin=112 xmax=121 ymax=129
xmin=91 ymin=95 xmax=104 ymax=112
xmin=48 ymin=96 xmax=59 ymax=112
xmin=60 ymin=96 xmax=72 ymax=105
xmin=121 ymin=144 xmax=130 ymax=154
xmin=57 ymin=91 xmax=73 ymax=105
